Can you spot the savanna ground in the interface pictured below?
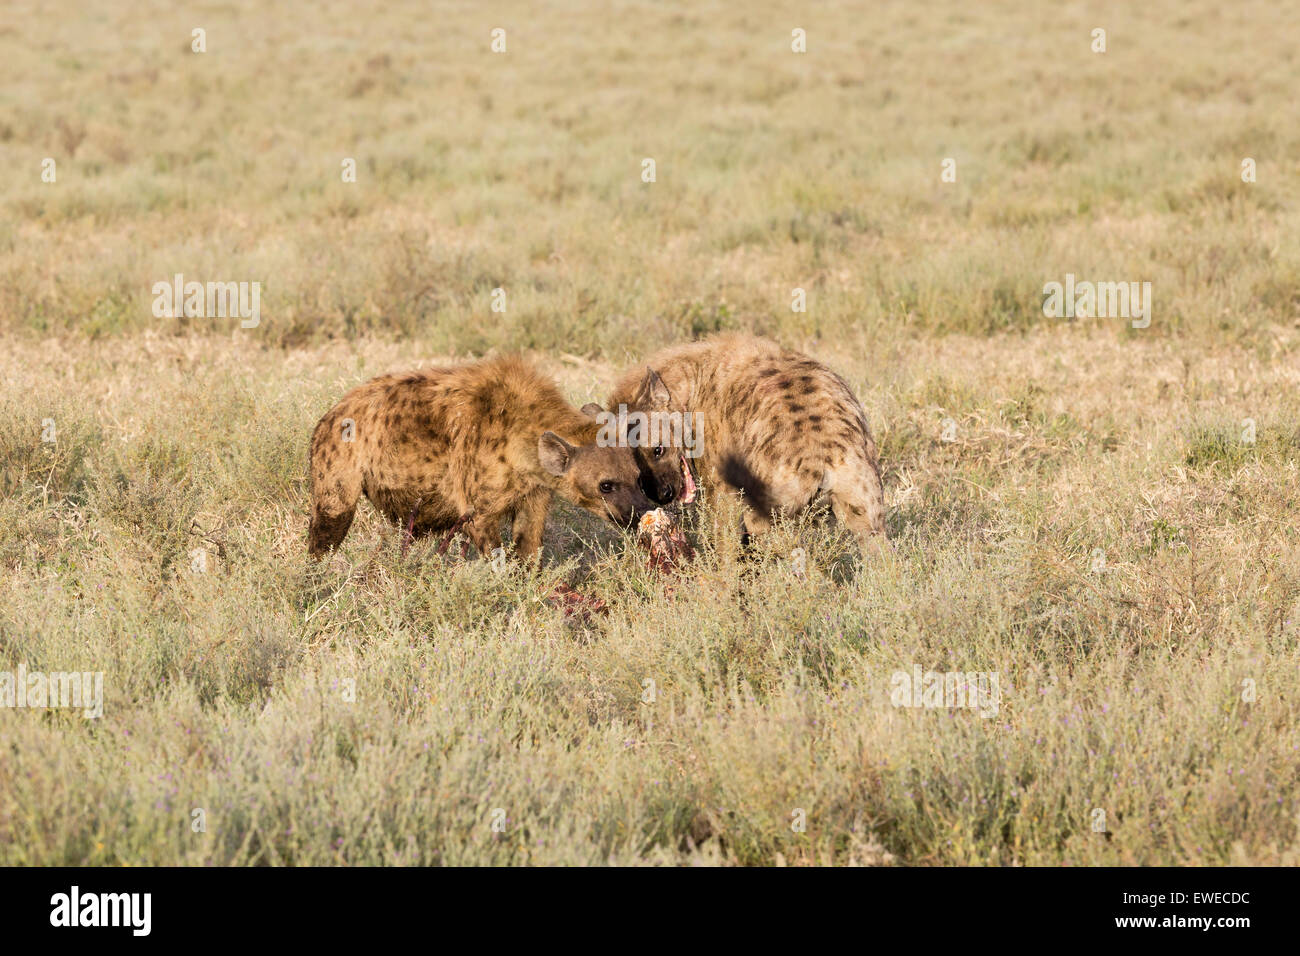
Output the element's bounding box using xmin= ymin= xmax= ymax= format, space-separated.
xmin=1 ymin=0 xmax=1298 ymax=865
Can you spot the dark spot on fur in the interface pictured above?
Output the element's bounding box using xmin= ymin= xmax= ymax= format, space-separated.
xmin=719 ymin=455 xmax=775 ymax=516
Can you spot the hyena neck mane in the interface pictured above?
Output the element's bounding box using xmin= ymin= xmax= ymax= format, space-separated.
xmin=508 ymin=387 xmax=602 ymax=481
xmin=476 ymin=357 xmax=603 ymax=454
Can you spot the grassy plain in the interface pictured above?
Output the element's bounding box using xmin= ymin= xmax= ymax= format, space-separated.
xmin=1 ymin=0 xmax=1298 ymax=864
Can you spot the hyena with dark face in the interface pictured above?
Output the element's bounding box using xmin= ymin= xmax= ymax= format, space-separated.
xmin=308 ymin=356 xmax=657 ymax=560
xmin=594 ymin=334 xmax=888 ymax=551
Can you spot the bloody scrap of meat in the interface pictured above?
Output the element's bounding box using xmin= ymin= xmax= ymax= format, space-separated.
xmin=545 ymin=582 xmax=609 ymax=619
xmin=637 ymin=508 xmax=696 ymax=574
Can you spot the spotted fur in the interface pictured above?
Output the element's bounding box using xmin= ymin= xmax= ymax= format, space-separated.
xmin=308 ymin=356 xmax=655 ymax=560
xmin=603 ymin=334 xmax=887 ymax=549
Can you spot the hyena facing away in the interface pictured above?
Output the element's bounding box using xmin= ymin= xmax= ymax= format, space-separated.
xmin=308 ymin=356 xmax=657 ymax=560
xmin=596 ymin=334 xmax=888 ymax=551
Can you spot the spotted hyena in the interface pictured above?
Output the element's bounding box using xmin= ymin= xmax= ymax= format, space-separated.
xmin=307 ymin=356 xmax=656 ymax=560
xmin=592 ymin=334 xmax=888 ymax=551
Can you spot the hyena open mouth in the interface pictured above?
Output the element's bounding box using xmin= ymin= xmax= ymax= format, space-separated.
xmin=679 ymin=453 xmax=699 ymax=504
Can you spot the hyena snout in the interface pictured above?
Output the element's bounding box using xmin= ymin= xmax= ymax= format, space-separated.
xmin=605 ymin=484 xmax=659 ymax=526
xmin=640 ymin=458 xmax=680 ymax=506
xmin=636 ymin=445 xmax=698 ymax=506
xmin=647 ymin=477 xmax=676 ymax=506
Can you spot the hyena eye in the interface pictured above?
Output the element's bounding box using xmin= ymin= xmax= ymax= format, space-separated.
xmin=599 ymin=480 xmax=615 ymax=494
xmin=653 ymin=445 xmax=665 ymax=459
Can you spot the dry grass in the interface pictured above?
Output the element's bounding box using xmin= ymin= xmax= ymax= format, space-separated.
xmin=1 ymin=0 xmax=1298 ymax=865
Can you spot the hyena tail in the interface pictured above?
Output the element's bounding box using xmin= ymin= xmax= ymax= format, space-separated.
xmin=825 ymin=446 xmax=890 ymax=553
xmin=307 ymin=422 xmax=362 ymax=559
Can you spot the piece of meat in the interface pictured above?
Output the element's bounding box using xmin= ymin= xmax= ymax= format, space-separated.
xmin=545 ymin=582 xmax=609 ymax=619
xmin=638 ymin=507 xmax=695 ymax=574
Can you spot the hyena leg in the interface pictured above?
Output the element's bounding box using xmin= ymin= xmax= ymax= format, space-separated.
xmin=739 ymin=503 xmax=772 ymax=544
xmin=509 ymin=488 xmax=551 ymax=562
xmin=435 ymin=511 xmax=476 ymax=556
xmin=400 ymin=500 xmax=423 ymax=558
xmin=460 ymin=511 xmax=503 ymax=559
xmin=308 ymin=468 xmax=362 ymax=558
xmin=706 ymin=473 xmax=771 ymax=548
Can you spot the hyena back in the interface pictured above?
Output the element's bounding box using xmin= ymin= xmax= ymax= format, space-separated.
xmin=308 ymin=356 xmax=655 ymax=560
xmin=602 ymin=334 xmax=887 ymax=549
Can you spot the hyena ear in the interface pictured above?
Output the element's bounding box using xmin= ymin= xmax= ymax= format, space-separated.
xmin=581 ymin=402 xmax=604 ymax=418
xmin=636 ymin=368 xmax=672 ymax=410
xmin=538 ymin=431 xmax=576 ymax=476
